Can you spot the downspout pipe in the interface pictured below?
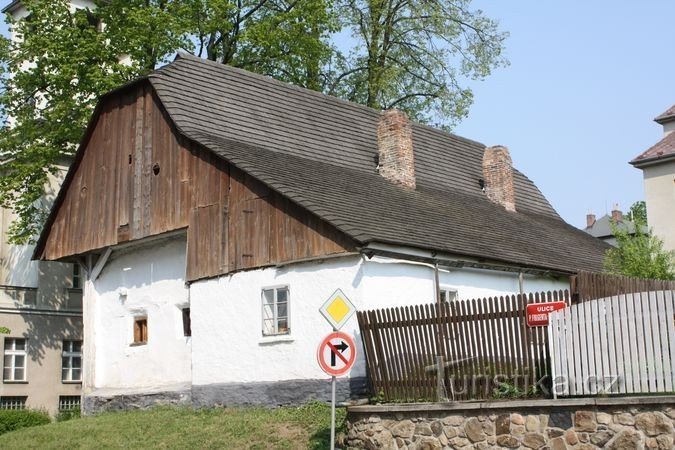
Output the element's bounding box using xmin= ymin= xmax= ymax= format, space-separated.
xmin=434 ymin=262 xmax=448 ymax=401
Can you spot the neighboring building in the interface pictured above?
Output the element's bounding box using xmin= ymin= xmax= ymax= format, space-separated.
xmin=34 ymin=54 xmax=609 ymax=412
xmin=0 ymin=172 xmax=83 ymax=416
xmin=0 ymin=1 xmax=85 ymax=415
xmin=3 ymin=0 xmax=95 ymax=22
xmin=583 ymin=205 xmax=644 ymax=247
xmin=630 ymin=105 xmax=675 ymax=251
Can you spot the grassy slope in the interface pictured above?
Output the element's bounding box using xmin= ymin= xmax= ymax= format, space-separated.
xmin=0 ymin=402 xmax=345 ymax=449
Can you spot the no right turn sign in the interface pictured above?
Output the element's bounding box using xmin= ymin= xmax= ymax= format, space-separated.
xmin=317 ymin=331 xmax=356 ymax=377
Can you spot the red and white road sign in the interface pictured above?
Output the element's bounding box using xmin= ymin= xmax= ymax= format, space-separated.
xmin=317 ymin=331 xmax=356 ymax=377
xmin=526 ymin=301 xmax=566 ymax=327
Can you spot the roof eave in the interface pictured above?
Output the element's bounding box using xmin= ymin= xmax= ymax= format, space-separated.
xmin=654 ymin=115 xmax=675 ymax=125
xmin=361 ymin=241 xmax=580 ymax=277
xmin=2 ymin=0 xmax=22 ymax=14
xmin=630 ymin=152 xmax=675 ymax=168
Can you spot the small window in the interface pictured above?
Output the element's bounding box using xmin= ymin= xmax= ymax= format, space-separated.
xmin=182 ymin=308 xmax=191 ymax=337
xmin=59 ymin=395 xmax=81 ymax=412
xmin=3 ymin=338 xmax=27 ymax=382
xmin=262 ymin=287 xmax=290 ymax=336
xmin=62 ymin=340 xmax=82 ymax=383
xmin=0 ymin=396 xmax=26 ymax=410
xmin=439 ymin=288 xmax=458 ymax=303
xmin=133 ymin=317 xmax=148 ymax=345
xmin=72 ymin=264 xmax=81 ymax=289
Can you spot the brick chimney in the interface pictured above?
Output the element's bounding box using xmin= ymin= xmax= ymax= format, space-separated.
xmin=377 ymin=109 xmax=415 ymax=189
xmin=611 ymin=204 xmax=623 ymax=223
xmin=482 ymin=145 xmax=516 ymax=212
xmin=586 ymin=212 xmax=596 ymax=229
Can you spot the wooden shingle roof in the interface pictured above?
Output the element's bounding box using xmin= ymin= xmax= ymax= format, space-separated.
xmin=139 ymin=54 xmax=608 ymax=273
xmin=35 ymin=53 xmax=607 ymax=273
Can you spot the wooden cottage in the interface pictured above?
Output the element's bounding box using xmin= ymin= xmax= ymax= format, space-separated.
xmin=34 ymin=54 xmax=609 ymax=411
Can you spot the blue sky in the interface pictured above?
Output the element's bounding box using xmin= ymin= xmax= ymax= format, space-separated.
xmin=2 ymin=1 xmax=671 ymax=229
xmin=453 ymin=1 xmax=674 ymax=228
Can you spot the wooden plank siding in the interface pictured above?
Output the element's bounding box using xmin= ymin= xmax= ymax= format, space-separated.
xmin=357 ymin=291 xmax=571 ymax=402
xmin=39 ymin=81 xmax=355 ymax=281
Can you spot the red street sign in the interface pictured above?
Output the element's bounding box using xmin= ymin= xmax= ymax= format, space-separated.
xmin=317 ymin=331 xmax=356 ymax=377
xmin=526 ymin=301 xmax=566 ymax=327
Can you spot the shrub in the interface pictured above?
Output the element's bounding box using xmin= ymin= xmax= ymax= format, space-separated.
xmin=56 ymin=408 xmax=81 ymax=422
xmin=0 ymin=409 xmax=50 ymax=435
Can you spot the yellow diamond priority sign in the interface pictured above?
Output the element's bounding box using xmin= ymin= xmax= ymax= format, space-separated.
xmin=319 ymin=289 xmax=356 ymax=330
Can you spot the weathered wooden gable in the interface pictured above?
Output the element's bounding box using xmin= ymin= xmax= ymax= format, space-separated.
xmin=39 ymin=81 xmax=355 ymax=280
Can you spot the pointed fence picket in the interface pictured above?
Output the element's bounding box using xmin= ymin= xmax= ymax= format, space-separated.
xmin=570 ymin=271 xmax=675 ymax=301
xmin=548 ymin=290 xmax=675 ymax=397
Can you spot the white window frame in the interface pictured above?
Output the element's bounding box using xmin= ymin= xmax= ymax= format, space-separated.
xmin=261 ymin=286 xmax=290 ymax=336
xmin=61 ymin=340 xmax=82 ymax=383
xmin=439 ymin=287 xmax=458 ymax=303
xmin=3 ymin=338 xmax=27 ymax=383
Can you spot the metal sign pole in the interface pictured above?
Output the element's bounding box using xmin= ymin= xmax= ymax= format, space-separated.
xmin=330 ymin=374 xmax=336 ymax=450
xmin=330 ymin=324 xmax=337 ymax=450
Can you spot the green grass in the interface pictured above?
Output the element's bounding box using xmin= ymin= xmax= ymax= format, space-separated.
xmin=0 ymin=402 xmax=345 ymax=449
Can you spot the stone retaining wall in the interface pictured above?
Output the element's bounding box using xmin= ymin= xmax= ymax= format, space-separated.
xmin=345 ymin=397 xmax=675 ymax=449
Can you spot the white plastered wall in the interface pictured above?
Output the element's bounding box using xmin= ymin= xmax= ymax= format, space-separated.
xmin=360 ymin=256 xmax=569 ymax=307
xmin=190 ymin=256 xmax=365 ymax=386
xmin=191 ymin=254 xmax=569 ymax=387
xmin=90 ymin=236 xmax=191 ymax=390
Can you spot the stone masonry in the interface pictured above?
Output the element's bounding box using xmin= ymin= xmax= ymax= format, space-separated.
xmin=345 ymin=397 xmax=675 ymax=449
xmin=377 ymin=109 xmax=416 ymax=189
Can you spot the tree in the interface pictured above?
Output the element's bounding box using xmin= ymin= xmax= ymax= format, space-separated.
xmin=0 ymin=0 xmax=133 ymax=243
xmin=328 ymin=0 xmax=508 ymax=128
xmin=604 ymin=215 xmax=675 ymax=280
xmin=177 ymin=0 xmax=336 ymax=90
xmin=626 ymin=200 xmax=647 ymax=225
xmin=97 ymin=0 xmax=336 ymax=89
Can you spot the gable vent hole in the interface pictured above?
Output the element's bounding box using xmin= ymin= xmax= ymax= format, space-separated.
xmin=152 ymin=163 xmax=160 ymax=176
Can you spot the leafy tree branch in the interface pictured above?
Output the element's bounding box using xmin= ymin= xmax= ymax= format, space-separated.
xmin=604 ymin=203 xmax=675 ymax=280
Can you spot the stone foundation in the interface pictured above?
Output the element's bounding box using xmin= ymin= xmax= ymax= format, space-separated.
xmin=83 ymin=376 xmax=368 ymax=414
xmin=83 ymin=388 xmax=192 ymax=414
xmin=346 ymin=396 xmax=675 ymax=449
xmin=192 ymin=376 xmax=368 ymax=408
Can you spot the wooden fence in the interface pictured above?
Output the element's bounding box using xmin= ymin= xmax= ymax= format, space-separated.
xmin=570 ymin=271 xmax=675 ymax=302
xmin=357 ymin=290 xmax=570 ymax=402
xmin=548 ymin=290 xmax=675 ymax=397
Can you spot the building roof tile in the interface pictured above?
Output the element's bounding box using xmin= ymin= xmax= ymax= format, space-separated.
xmin=630 ymin=131 xmax=675 ymax=166
xmin=654 ymin=104 xmax=675 ymax=124
xmin=141 ymin=54 xmax=608 ymax=273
